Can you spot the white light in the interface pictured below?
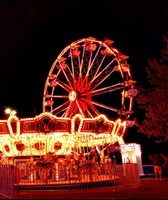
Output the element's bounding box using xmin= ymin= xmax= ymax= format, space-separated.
xmin=5 ymin=108 xmax=11 ymax=114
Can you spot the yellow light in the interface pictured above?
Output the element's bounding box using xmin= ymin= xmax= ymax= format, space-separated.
xmin=10 ymin=110 xmax=17 ymax=116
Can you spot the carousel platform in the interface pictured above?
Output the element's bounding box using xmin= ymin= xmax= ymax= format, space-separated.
xmin=14 ymin=179 xmax=116 ymax=191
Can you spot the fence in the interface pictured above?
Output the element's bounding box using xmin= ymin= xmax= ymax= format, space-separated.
xmin=0 ymin=162 xmax=140 ymax=198
xmin=0 ymin=165 xmax=14 ymax=199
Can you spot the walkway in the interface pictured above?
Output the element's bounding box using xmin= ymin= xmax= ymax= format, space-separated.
xmin=14 ymin=177 xmax=168 ymax=199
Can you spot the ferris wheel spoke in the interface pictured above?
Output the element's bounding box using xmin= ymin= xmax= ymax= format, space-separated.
xmin=76 ymin=100 xmax=85 ymax=117
xmin=92 ymin=100 xmax=119 ymax=113
xmin=71 ymin=42 xmax=84 ymax=73
xmin=91 ymin=59 xmax=116 ymax=83
xmin=78 ymin=54 xmax=82 ymax=74
xmin=66 ymin=101 xmax=79 ymax=118
xmin=88 ymin=103 xmax=100 ymax=117
xmin=81 ymin=98 xmax=100 ymax=116
xmin=92 ymin=85 xmax=123 ymax=96
xmin=63 ymin=101 xmax=74 ymax=118
xmin=79 ymin=45 xmax=86 ymax=75
xmin=85 ymin=108 xmax=95 ymax=118
xmin=45 ymin=94 xmax=69 ymax=99
xmin=51 ymin=100 xmax=70 ymax=115
xmin=83 ymin=82 xmax=124 ymax=97
xmin=56 ymin=78 xmax=73 ymax=92
xmin=90 ymin=46 xmax=102 ymax=69
xmin=91 ymin=68 xmax=116 ymax=92
xmin=69 ymin=48 xmax=75 ymax=78
xmin=92 ymin=55 xmax=106 ymax=78
xmin=85 ymin=51 xmax=95 ymax=77
xmin=56 ymin=106 xmax=68 ymax=117
xmin=78 ymin=100 xmax=95 ymax=118
xmin=58 ymin=62 xmax=74 ymax=89
xmin=69 ymin=48 xmax=82 ymax=80
xmin=86 ymin=46 xmax=105 ymax=76
xmin=90 ymin=62 xmax=117 ymax=92
xmin=66 ymin=64 xmax=76 ymax=82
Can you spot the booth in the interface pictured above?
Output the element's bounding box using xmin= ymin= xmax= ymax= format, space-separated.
xmin=120 ymin=143 xmax=144 ymax=184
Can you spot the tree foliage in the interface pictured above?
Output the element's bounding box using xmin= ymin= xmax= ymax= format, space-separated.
xmin=135 ymin=36 xmax=168 ymax=142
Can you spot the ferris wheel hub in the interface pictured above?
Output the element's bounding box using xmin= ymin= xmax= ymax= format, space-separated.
xmin=69 ymin=91 xmax=77 ymax=102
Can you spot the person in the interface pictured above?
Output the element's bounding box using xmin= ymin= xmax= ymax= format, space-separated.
xmin=149 ymin=154 xmax=163 ymax=180
xmin=160 ymin=153 xmax=168 ymax=177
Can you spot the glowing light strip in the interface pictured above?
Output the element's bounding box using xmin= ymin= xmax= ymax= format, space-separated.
xmin=0 ymin=112 xmax=129 ymax=157
xmin=7 ymin=115 xmax=20 ymax=138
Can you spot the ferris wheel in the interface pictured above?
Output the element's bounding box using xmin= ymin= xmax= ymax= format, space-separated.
xmin=43 ymin=37 xmax=137 ymax=121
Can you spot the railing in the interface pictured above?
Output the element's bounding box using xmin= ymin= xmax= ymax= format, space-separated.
xmin=14 ymin=163 xmax=119 ymax=190
xmin=0 ymin=165 xmax=14 ymax=199
xmin=14 ymin=162 xmax=140 ymax=189
xmin=0 ymin=162 xmax=140 ymax=198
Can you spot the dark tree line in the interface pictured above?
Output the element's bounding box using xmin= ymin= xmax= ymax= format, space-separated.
xmin=135 ymin=36 xmax=168 ymax=142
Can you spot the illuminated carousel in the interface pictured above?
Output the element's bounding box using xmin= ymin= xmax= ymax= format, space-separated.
xmin=0 ymin=37 xmax=138 ymax=184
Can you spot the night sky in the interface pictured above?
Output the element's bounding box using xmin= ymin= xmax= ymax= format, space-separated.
xmin=0 ymin=0 xmax=167 ymax=155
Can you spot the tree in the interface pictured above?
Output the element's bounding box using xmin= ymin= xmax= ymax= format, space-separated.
xmin=135 ymin=36 xmax=168 ymax=142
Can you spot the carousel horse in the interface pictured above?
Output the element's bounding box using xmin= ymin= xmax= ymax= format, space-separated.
xmin=27 ymin=152 xmax=59 ymax=182
xmin=76 ymin=150 xmax=101 ymax=181
xmin=32 ymin=152 xmax=58 ymax=168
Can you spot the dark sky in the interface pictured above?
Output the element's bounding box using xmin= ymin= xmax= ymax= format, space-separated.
xmin=0 ymin=0 xmax=167 ymax=119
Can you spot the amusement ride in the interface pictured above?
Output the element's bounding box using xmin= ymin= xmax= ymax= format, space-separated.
xmin=0 ymin=37 xmax=138 ymax=184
